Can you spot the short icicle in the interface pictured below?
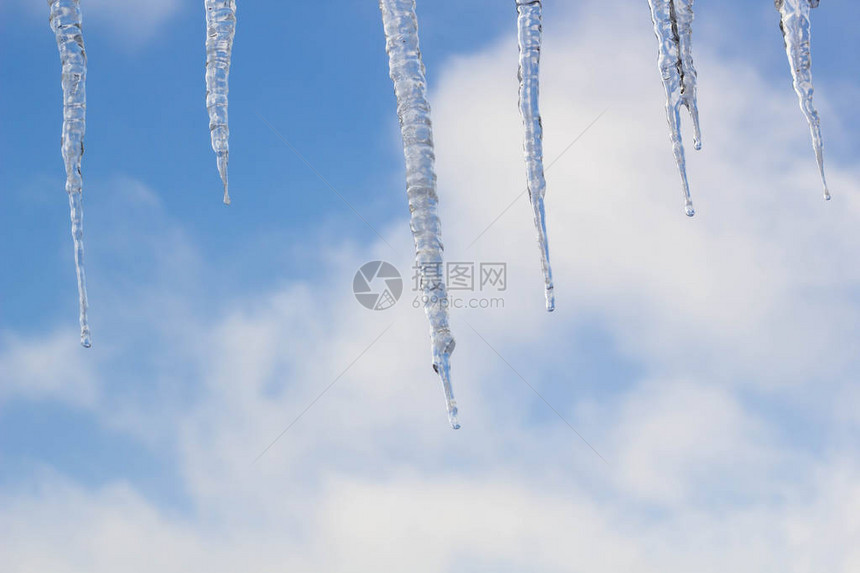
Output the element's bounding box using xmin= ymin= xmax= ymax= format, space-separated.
xmin=49 ymin=0 xmax=91 ymax=348
xmin=205 ymin=0 xmax=237 ymax=205
xmin=647 ymin=0 xmax=701 ymax=217
xmin=379 ymin=0 xmax=459 ymax=429
xmin=516 ymin=0 xmax=555 ymax=312
xmin=775 ymin=0 xmax=830 ymax=200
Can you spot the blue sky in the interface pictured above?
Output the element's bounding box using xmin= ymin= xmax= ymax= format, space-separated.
xmin=2 ymin=0 xmax=860 ymax=570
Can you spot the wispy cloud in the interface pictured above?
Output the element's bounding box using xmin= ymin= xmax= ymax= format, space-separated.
xmin=18 ymin=0 xmax=182 ymax=47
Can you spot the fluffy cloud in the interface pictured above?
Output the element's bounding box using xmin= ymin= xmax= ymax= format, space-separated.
xmin=0 ymin=330 xmax=99 ymax=407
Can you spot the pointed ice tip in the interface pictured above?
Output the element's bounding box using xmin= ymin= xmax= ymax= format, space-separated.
xmin=448 ymin=408 xmax=461 ymax=430
xmin=220 ymin=173 xmax=231 ymax=205
xmin=80 ymin=330 xmax=92 ymax=349
xmin=216 ymin=151 xmax=230 ymax=205
xmin=693 ymin=140 xmax=703 ymax=151
xmin=545 ymin=289 xmax=556 ymax=313
xmin=685 ymin=203 xmax=696 ymax=217
xmin=433 ymin=351 xmax=459 ymax=429
xmin=824 ymin=188 xmax=831 ymax=201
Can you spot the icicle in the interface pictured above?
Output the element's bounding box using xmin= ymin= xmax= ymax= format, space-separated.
xmin=380 ymin=0 xmax=459 ymax=429
xmin=647 ymin=0 xmax=701 ymax=217
xmin=674 ymin=0 xmax=701 ymax=151
xmin=776 ymin=0 xmax=830 ymax=200
xmin=205 ymin=0 xmax=237 ymax=205
xmin=516 ymin=0 xmax=555 ymax=312
xmin=49 ymin=0 xmax=91 ymax=348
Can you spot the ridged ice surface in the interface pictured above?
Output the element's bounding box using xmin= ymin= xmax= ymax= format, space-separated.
xmin=776 ymin=0 xmax=830 ymax=200
xmin=205 ymin=0 xmax=237 ymax=205
xmin=516 ymin=0 xmax=555 ymax=312
xmin=49 ymin=0 xmax=91 ymax=348
xmin=380 ymin=0 xmax=459 ymax=429
xmin=647 ymin=0 xmax=701 ymax=217
xmin=674 ymin=0 xmax=702 ymax=150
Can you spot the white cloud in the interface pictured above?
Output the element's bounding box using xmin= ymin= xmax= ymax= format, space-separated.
xmin=606 ymin=379 xmax=780 ymax=505
xmin=0 ymin=329 xmax=99 ymax=408
xmin=3 ymin=465 xmax=860 ymax=572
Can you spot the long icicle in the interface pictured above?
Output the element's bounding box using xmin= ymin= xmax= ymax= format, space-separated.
xmin=516 ymin=0 xmax=555 ymax=312
xmin=49 ymin=0 xmax=91 ymax=348
xmin=205 ymin=0 xmax=237 ymax=205
xmin=380 ymin=0 xmax=459 ymax=429
xmin=776 ymin=0 xmax=830 ymax=200
xmin=647 ymin=0 xmax=700 ymax=217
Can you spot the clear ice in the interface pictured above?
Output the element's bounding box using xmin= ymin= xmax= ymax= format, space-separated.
xmin=647 ymin=0 xmax=701 ymax=217
xmin=674 ymin=0 xmax=702 ymax=150
xmin=776 ymin=0 xmax=830 ymax=200
xmin=380 ymin=0 xmax=459 ymax=429
xmin=205 ymin=0 xmax=237 ymax=205
xmin=49 ymin=0 xmax=91 ymax=348
xmin=516 ymin=0 xmax=555 ymax=312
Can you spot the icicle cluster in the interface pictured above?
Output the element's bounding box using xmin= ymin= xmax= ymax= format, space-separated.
xmin=380 ymin=0 xmax=459 ymax=429
xmin=205 ymin=0 xmax=237 ymax=205
xmin=776 ymin=0 xmax=829 ymax=200
xmin=516 ymin=0 xmax=555 ymax=312
xmin=38 ymin=0 xmax=841 ymax=434
xmin=647 ymin=0 xmax=701 ymax=217
xmin=49 ymin=0 xmax=91 ymax=348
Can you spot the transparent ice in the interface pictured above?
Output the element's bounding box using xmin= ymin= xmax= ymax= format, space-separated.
xmin=205 ymin=0 xmax=237 ymax=205
xmin=380 ymin=0 xmax=459 ymax=429
xmin=776 ymin=0 xmax=830 ymax=200
xmin=516 ymin=0 xmax=555 ymax=312
xmin=49 ymin=0 xmax=91 ymax=348
xmin=675 ymin=0 xmax=702 ymax=150
xmin=647 ymin=0 xmax=701 ymax=217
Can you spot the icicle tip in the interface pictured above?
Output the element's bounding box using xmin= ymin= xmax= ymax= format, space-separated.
xmin=433 ymin=352 xmax=460 ymax=430
xmin=685 ymin=201 xmax=696 ymax=217
xmin=80 ymin=328 xmax=92 ymax=349
xmin=217 ymin=150 xmax=231 ymax=205
xmin=448 ymin=406 xmax=461 ymax=430
xmin=545 ymin=286 xmax=555 ymax=313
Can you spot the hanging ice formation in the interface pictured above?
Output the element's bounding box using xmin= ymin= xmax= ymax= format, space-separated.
xmin=205 ymin=0 xmax=237 ymax=205
xmin=776 ymin=0 xmax=830 ymax=200
xmin=647 ymin=0 xmax=702 ymax=217
xmin=380 ymin=0 xmax=460 ymax=429
xmin=516 ymin=0 xmax=555 ymax=312
xmin=49 ymin=0 xmax=91 ymax=348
